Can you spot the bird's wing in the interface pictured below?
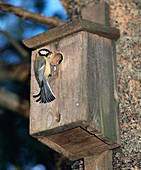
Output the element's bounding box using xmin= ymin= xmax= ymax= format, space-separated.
xmin=34 ymin=56 xmax=46 ymax=87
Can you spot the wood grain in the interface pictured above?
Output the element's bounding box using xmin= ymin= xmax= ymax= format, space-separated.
xmin=23 ymin=19 xmax=120 ymax=49
xmin=84 ymin=150 xmax=113 ymax=170
xmin=38 ymin=127 xmax=111 ymax=161
xmin=111 ymin=41 xmax=121 ymax=144
xmin=30 ymin=32 xmax=87 ymax=136
xmin=82 ymin=2 xmax=109 ymax=26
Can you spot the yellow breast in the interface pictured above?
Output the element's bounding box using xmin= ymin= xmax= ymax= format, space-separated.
xmin=43 ymin=56 xmax=51 ymax=77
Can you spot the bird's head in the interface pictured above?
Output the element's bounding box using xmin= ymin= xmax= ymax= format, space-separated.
xmin=38 ymin=49 xmax=52 ymax=57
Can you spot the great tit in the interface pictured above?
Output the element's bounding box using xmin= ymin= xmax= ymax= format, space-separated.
xmin=33 ymin=49 xmax=56 ymax=103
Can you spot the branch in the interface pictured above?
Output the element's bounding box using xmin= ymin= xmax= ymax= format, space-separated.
xmin=0 ymin=63 xmax=29 ymax=82
xmin=0 ymin=89 xmax=29 ymax=117
xmin=0 ymin=30 xmax=29 ymax=59
xmin=0 ymin=1 xmax=65 ymax=27
xmin=60 ymin=0 xmax=69 ymax=12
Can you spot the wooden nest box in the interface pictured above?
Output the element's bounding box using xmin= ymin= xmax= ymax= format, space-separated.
xmin=23 ymin=19 xmax=120 ymax=161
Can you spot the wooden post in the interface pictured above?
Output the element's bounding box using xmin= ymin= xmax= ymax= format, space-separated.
xmin=81 ymin=3 xmax=120 ymax=169
xmin=23 ymin=2 xmax=120 ymax=169
xmin=81 ymin=2 xmax=109 ymax=26
xmin=84 ymin=150 xmax=113 ymax=170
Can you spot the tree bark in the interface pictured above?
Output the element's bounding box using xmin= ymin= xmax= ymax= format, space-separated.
xmin=0 ymin=30 xmax=29 ymax=59
xmin=0 ymin=63 xmax=29 ymax=82
xmin=0 ymin=89 xmax=29 ymax=117
xmin=60 ymin=0 xmax=69 ymax=13
xmin=0 ymin=1 xmax=65 ymax=27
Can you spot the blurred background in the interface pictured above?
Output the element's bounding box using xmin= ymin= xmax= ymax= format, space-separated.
xmin=0 ymin=0 xmax=71 ymax=169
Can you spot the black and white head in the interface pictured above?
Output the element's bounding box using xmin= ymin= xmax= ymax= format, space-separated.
xmin=38 ymin=49 xmax=52 ymax=57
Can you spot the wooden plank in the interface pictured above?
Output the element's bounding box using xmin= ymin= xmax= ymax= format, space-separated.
xmin=111 ymin=41 xmax=121 ymax=144
xmin=38 ymin=136 xmax=73 ymax=159
xmin=31 ymin=121 xmax=85 ymax=138
xmin=22 ymin=19 xmax=120 ymax=49
xmin=84 ymin=150 xmax=113 ymax=170
xmin=47 ymin=127 xmax=105 ymax=153
xmin=85 ymin=32 xmax=117 ymax=141
xmin=38 ymin=127 xmax=111 ymax=161
xmin=82 ymin=2 xmax=109 ymax=26
xmin=84 ymin=32 xmax=101 ymax=133
xmin=98 ymin=37 xmax=117 ymax=141
xmin=30 ymin=32 xmax=88 ymax=136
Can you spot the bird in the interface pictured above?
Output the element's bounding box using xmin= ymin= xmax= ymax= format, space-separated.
xmin=33 ymin=49 xmax=56 ymax=103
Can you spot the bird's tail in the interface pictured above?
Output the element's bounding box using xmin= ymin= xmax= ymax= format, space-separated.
xmin=41 ymin=77 xmax=56 ymax=103
xmin=33 ymin=77 xmax=55 ymax=103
